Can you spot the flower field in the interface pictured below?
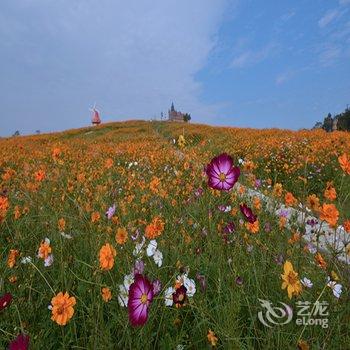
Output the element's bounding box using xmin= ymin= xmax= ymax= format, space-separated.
xmin=1 ymin=120 xmax=350 ymax=349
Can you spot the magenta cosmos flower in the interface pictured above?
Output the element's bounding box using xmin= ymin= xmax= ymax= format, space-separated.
xmin=206 ymin=153 xmax=240 ymax=191
xmin=9 ymin=333 xmax=29 ymax=350
xmin=240 ymin=204 xmax=257 ymax=223
xmin=128 ymin=274 xmax=154 ymax=327
xmin=0 ymin=292 xmax=12 ymax=311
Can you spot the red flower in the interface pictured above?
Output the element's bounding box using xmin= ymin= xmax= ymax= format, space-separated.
xmin=206 ymin=153 xmax=240 ymax=191
xmin=0 ymin=292 xmax=12 ymax=311
xmin=172 ymin=285 xmax=187 ymax=307
xmin=240 ymin=204 xmax=257 ymax=223
xmin=8 ymin=334 xmax=29 ymax=350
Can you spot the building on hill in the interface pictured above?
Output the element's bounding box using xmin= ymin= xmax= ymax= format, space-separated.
xmin=168 ymin=102 xmax=185 ymax=122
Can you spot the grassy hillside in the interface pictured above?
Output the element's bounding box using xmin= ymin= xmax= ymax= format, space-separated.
xmin=1 ymin=121 xmax=350 ymax=349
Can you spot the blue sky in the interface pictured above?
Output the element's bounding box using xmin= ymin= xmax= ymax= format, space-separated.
xmin=1 ymin=0 xmax=349 ymax=136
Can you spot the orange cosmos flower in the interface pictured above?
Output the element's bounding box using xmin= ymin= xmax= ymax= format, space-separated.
xmin=306 ymin=194 xmax=320 ymax=212
xmin=285 ymin=192 xmax=297 ymax=206
xmin=58 ymin=218 xmax=66 ymax=232
xmin=149 ymin=177 xmax=160 ymax=193
xmin=91 ymin=211 xmax=100 ymax=223
xmin=288 ymin=231 xmax=301 ymax=244
xmin=38 ymin=240 xmax=52 ymax=260
xmin=115 ymin=227 xmax=128 ymax=245
xmin=207 ymin=329 xmax=218 ymax=347
xmin=51 ymin=292 xmax=76 ymax=326
xmin=338 ymin=153 xmax=350 ymax=175
xmin=324 ymin=182 xmax=336 ymax=201
xmin=52 ymin=147 xmax=61 ymax=160
xmin=99 ymin=243 xmax=116 ymax=270
xmin=253 ymin=196 xmax=261 ymax=210
xmin=273 ymin=183 xmax=283 ymax=197
xmin=34 ymin=169 xmax=46 ymax=182
xmin=101 ymin=287 xmax=112 ymax=302
xmin=14 ymin=205 xmax=21 ymax=220
xmin=105 ymin=158 xmax=113 ymax=169
xmin=320 ymin=203 xmax=339 ymax=227
xmin=145 ymin=216 xmax=165 ymax=239
xmin=343 ymin=219 xmax=350 ymax=233
xmin=0 ymin=196 xmax=9 ymax=211
xmin=315 ymin=252 xmax=327 ymax=269
xmin=246 ymin=220 xmax=259 ymax=234
xmin=7 ymin=249 xmax=20 ymax=268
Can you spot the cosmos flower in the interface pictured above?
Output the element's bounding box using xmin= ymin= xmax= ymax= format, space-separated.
xmin=50 ymin=292 xmax=76 ymax=326
xmin=281 ymin=260 xmax=302 ymax=299
xmin=301 ymin=277 xmax=313 ymax=288
xmin=38 ymin=238 xmax=52 ymax=260
xmin=172 ymin=285 xmax=187 ymax=307
xmin=133 ymin=260 xmax=145 ymax=276
xmin=206 ymin=153 xmax=240 ymax=191
xmin=327 ymin=278 xmax=342 ymax=299
xmin=146 ymin=240 xmax=157 ymax=257
xmin=164 ymin=287 xmax=175 ymax=306
xmin=207 ymin=329 xmax=218 ymax=347
xmin=240 ymin=204 xmax=257 ymax=223
xmin=8 ymin=333 xmax=29 ymax=350
xmin=152 ymin=279 xmax=162 ymax=295
xmin=44 ymin=254 xmax=54 ymax=267
xmin=101 ymin=287 xmax=112 ymax=302
xmin=105 ymin=204 xmax=116 ymax=219
xmin=320 ymin=203 xmax=339 ymax=227
xmin=153 ymin=249 xmax=163 ymax=267
xmin=0 ymin=292 xmax=12 ymax=311
xmin=99 ymin=243 xmax=117 ymax=271
xmin=128 ymin=274 xmax=154 ymax=327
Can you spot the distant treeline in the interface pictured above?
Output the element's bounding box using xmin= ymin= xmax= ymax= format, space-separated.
xmin=314 ymin=106 xmax=350 ymax=132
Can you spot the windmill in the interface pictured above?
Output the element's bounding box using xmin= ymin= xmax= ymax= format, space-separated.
xmin=90 ymin=103 xmax=101 ymax=125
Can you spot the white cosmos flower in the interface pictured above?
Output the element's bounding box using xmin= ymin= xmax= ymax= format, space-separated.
xmin=118 ymin=284 xmax=129 ymax=307
xmin=123 ymin=273 xmax=134 ymax=291
xmin=164 ymin=286 xmax=175 ymax=306
xmin=153 ymin=249 xmax=163 ymax=267
xmin=327 ymin=279 xmax=342 ymax=299
xmin=301 ymin=277 xmax=313 ymax=288
xmin=183 ymin=276 xmax=196 ymax=297
xmin=60 ymin=232 xmax=72 ymax=239
xmin=44 ymin=237 xmax=50 ymax=245
xmin=146 ymin=240 xmax=157 ymax=257
xmin=44 ymin=254 xmax=54 ymax=267
xmin=21 ymin=256 xmax=32 ymax=264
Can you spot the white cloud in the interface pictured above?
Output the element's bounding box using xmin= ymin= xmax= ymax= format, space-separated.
xmin=319 ymin=44 xmax=342 ymax=66
xmin=318 ymin=9 xmax=339 ymax=28
xmin=0 ymin=0 xmax=228 ymax=135
xmin=230 ymin=43 xmax=277 ymax=69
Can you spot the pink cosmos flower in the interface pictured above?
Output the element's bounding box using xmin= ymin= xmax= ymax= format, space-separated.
xmin=128 ymin=274 xmax=154 ymax=327
xmin=206 ymin=153 xmax=240 ymax=191
xmin=105 ymin=204 xmax=116 ymax=220
xmin=239 ymin=204 xmax=257 ymax=223
xmin=0 ymin=292 xmax=12 ymax=311
xmin=8 ymin=333 xmax=29 ymax=350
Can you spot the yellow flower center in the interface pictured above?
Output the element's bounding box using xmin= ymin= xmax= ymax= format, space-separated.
xmin=178 ymin=294 xmax=184 ymax=302
xmin=219 ymin=173 xmax=226 ymax=181
xmin=140 ymin=293 xmax=148 ymax=304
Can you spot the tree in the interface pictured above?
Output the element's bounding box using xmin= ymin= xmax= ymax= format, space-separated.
xmin=183 ymin=113 xmax=191 ymax=122
xmin=336 ymin=108 xmax=350 ymax=131
xmin=12 ymin=130 xmax=20 ymax=137
xmin=322 ymin=113 xmax=333 ymax=132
